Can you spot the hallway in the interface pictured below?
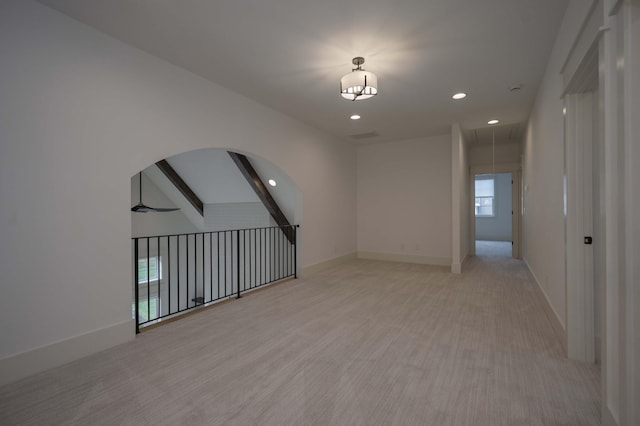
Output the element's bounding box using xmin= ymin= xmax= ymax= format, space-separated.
xmin=0 ymin=257 xmax=600 ymax=425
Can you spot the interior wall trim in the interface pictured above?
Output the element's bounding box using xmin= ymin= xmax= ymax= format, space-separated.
xmin=451 ymin=253 xmax=468 ymax=274
xmin=560 ymin=1 xmax=608 ymax=97
xmin=602 ymin=404 xmax=618 ymax=426
xmin=300 ymin=252 xmax=357 ymax=277
xmin=560 ymin=0 xmax=601 ymax=76
xmin=0 ymin=319 xmax=134 ymax=387
xmin=524 ymin=259 xmax=568 ymax=356
xmin=358 ymin=251 xmax=451 ymax=267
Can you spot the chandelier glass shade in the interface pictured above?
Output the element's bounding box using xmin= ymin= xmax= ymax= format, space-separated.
xmin=340 ymin=57 xmax=378 ymax=101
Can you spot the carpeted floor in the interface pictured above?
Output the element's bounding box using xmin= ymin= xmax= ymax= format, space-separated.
xmin=476 ymin=240 xmax=513 ymax=258
xmin=0 ymin=257 xmax=600 ymax=425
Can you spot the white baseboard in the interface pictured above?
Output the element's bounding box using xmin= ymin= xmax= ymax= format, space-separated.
xmin=0 ymin=319 xmax=134 ymax=387
xmin=451 ymin=253 xmax=468 ymax=274
xmin=524 ymin=258 xmax=567 ymax=355
xmin=301 ymin=252 xmax=357 ymax=276
xmin=358 ymin=251 xmax=451 ymax=267
xmin=602 ymin=405 xmax=618 ymax=426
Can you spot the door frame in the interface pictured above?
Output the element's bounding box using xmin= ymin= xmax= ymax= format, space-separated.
xmin=469 ymin=162 xmax=521 ymax=259
xmin=564 ymin=91 xmax=597 ymax=364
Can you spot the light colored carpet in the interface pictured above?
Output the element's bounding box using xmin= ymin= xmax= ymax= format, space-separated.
xmin=0 ymin=257 xmax=600 ymax=425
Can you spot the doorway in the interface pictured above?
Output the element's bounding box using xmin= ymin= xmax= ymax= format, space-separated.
xmin=469 ymin=164 xmax=521 ymax=259
xmin=563 ymin=41 xmax=602 ymax=364
xmin=474 ymin=172 xmax=513 ymax=257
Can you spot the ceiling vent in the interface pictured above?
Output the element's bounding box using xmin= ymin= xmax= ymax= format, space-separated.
xmin=350 ymin=131 xmax=379 ymax=140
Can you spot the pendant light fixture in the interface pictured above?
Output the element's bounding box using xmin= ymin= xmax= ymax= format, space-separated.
xmin=488 ymin=119 xmax=498 ymax=177
xmin=492 ymin=129 xmax=496 ymax=177
xmin=340 ymin=57 xmax=378 ymax=101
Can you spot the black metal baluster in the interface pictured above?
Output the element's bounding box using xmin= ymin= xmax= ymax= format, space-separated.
xmin=131 ymin=225 xmax=298 ymax=329
xmin=243 ymin=230 xmax=247 ymax=292
xmin=245 ymin=229 xmax=248 ymax=291
xmin=168 ymin=236 xmax=171 ymax=316
xmin=186 ymin=235 xmax=190 ymax=308
xmin=245 ymin=229 xmax=249 ymax=290
xmin=146 ymin=238 xmax=150 ymax=322
xmin=210 ymin=234 xmax=214 ymax=301
xmin=201 ymin=233 xmax=205 ymax=304
xmin=289 ymin=226 xmax=292 ymax=276
xmin=278 ymin=226 xmax=281 ymax=279
xmin=236 ymin=230 xmax=241 ymax=299
xmin=193 ymin=234 xmax=196 ymax=306
xmin=259 ymin=228 xmax=263 ymax=285
xmin=223 ymin=231 xmax=227 ymax=297
xmin=134 ymin=239 xmax=139 ymax=334
xmin=157 ymin=236 xmax=161 ymax=318
xmin=177 ymin=235 xmax=181 ymax=311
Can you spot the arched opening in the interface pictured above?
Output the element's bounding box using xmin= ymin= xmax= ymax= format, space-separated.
xmin=130 ymin=148 xmax=302 ymax=331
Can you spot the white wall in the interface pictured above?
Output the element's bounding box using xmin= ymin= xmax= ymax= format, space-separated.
xmin=469 ymin=142 xmax=521 ymax=165
xmin=592 ymin=85 xmax=603 ymax=363
xmin=601 ymin=1 xmax=640 ymax=423
xmin=451 ymin=124 xmax=470 ymax=273
xmin=475 ymin=173 xmax=512 ymax=241
xmin=524 ymin=1 xmax=640 ymax=423
xmin=522 ymin=0 xmax=594 ymax=334
xmin=357 ymin=135 xmax=452 ymax=266
xmin=623 ymin=3 xmax=640 ymax=422
xmin=0 ymin=0 xmax=356 ymax=385
xmin=131 ymin=172 xmax=199 ymax=238
xmin=204 ymin=202 xmax=274 ymax=231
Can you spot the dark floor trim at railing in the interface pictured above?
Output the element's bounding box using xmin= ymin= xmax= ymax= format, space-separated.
xmin=133 ymin=224 xmax=299 ymax=333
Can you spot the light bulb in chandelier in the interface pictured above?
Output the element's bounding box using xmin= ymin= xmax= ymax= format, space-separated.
xmin=340 ymin=57 xmax=378 ymax=101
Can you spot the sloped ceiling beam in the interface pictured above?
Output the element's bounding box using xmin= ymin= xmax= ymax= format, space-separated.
xmin=227 ymin=151 xmax=295 ymax=244
xmin=155 ymin=159 xmax=204 ymax=216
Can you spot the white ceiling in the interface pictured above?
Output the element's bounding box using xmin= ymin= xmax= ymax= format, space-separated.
xmin=466 ymin=123 xmax=524 ymax=146
xmin=37 ymin=0 xmax=568 ymax=144
xmin=168 ymin=149 xmax=297 ymax=220
xmin=166 ymin=149 xmax=259 ymax=204
xmin=144 ymin=149 xmax=298 ymax=226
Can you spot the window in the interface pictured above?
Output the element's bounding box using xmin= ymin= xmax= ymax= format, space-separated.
xmin=135 ymin=257 xmax=162 ymax=322
xmin=137 ymin=256 xmax=162 ymax=284
xmin=475 ymin=176 xmax=495 ymax=217
xmin=133 ymin=297 xmax=159 ymax=323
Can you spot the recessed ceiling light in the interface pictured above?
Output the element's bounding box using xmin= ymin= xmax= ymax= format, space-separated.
xmin=268 ymin=179 xmax=277 ymax=187
xmin=452 ymin=92 xmax=467 ymax=100
xmin=350 ymin=114 xmax=361 ymax=120
xmin=488 ymin=119 xmax=499 ymax=125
